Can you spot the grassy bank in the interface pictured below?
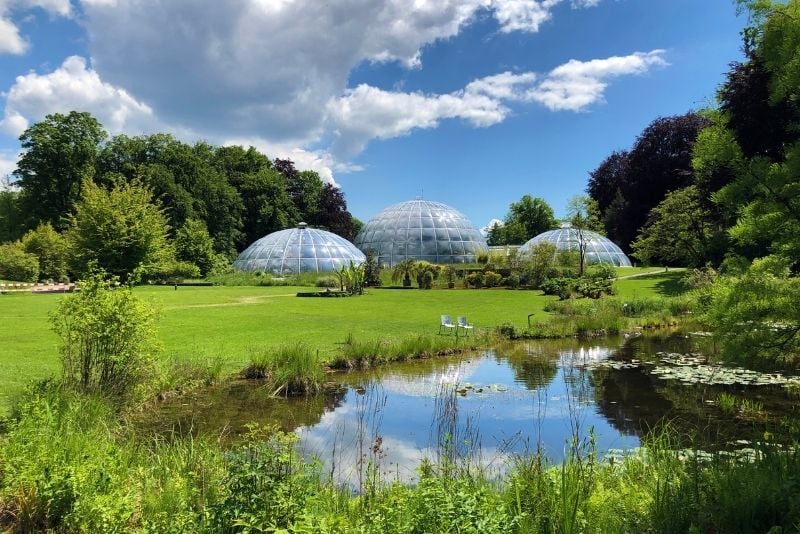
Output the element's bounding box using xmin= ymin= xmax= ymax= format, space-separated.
xmin=0 ymin=272 xmax=686 ymax=413
xmin=1 ymin=390 xmax=798 ymax=533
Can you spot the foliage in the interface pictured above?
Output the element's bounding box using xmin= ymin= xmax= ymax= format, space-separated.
xmin=244 ymin=344 xmax=324 ymax=394
xmin=142 ymin=258 xmax=201 ymax=284
xmin=21 ymin=222 xmax=68 ymax=282
xmin=414 ymin=261 xmax=440 ymax=289
xmin=209 ymin=426 xmax=319 ymax=531
xmin=0 ymin=184 xmax=24 ymax=243
xmin=483 ymin=271 xmax=502 ymax=288
xmin=588 ymin=113 xmax=710 ymax=251
xmin=66 ymin=180 xmax=171 ymax=282
xmin=315 ymin=275 xmax=339 ymax=288
xmin=541 ymin=277 xmax=576 ymax=300
xmin=334 ymin=261 xmax=366 ymax=294
xmin=391 ymin=259 xmax=416 ymax=287
xmin=706 ymin=256 xmax=800 ymax=364
xmin=631 ymin=186 xmax=720 ymax=266
xmin=519 ymin=242 xmax=558 ymax=288
xmin=491 ymin=195 xmax=557 ymax=245
xmin=363 ymin=249 xmax=381 ymax=287
xmin=175 ymin=218 xmax=217 ymax=276
xmin=14 ymin=111 xmax=107 ymax=231
xmin=0 ymin=242 xmax=39 ymax=282
xmin=312 ymin=183 xmax=358 ymax=240
xmin=51 ymin=273 xmax=159 ymax=399
xmin=566 ymin=195 xmax=604 ymax=233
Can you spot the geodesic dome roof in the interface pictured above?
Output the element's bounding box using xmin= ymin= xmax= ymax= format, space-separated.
xmin=233 ymin=223 xmax=365 ymax=274
xmin=519 ymin=223 xmax=632 ymax=267
xmin=354 ymin=199 xmax=489 ymax=266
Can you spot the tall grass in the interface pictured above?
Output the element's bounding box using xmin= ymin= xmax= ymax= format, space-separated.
xmin=243 ymin=343 xmax=325 ymax=395
xmin=3 ymin=388 xmax=800 ymax=532
xmin=329 ymin=332 xmax=483 ymax=369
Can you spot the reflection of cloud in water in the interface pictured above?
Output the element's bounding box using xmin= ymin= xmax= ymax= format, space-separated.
xmin=375 ymin=359 xmax=484 ymax=398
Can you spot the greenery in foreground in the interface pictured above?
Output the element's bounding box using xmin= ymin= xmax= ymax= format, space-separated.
xmin=2 ymin=387 xmax=800 ymax=533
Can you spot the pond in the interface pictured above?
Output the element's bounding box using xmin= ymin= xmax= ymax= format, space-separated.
xmin=140 ymin=332 xmax=800 ymax=487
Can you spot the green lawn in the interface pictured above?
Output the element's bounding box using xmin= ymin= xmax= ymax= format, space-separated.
xmin=0 ymin=272 xmax=685 ymax=413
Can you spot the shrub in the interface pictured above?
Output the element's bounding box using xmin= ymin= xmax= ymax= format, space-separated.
xmin=483 ymin=271 xmax=502 ymax=288
xmin=541 ymin=277 xmax=575 ymax=300
xmin=51 ymin=273 xmax=159 ymax=400
xmin=465 ymin=272 xmax=484 ymax=289
xmin=315 ymin=276 xmax=338 ymax=288
xmin=506 ymin=273 xmax=520 ymax=288
xmin=0 ymin=242 xmax=39 ymax=282
xmin=21 ymin=222 xmax=68 ymax=281
xmin=143 ymin=259 xmax=201 ymax=283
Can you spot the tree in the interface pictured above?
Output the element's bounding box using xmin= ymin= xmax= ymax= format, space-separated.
xmin=566 ymin=196 xmax=604 ymax=233
xmin=631 ymin=186 xmax=718 ymax=267
xmin=588 ymin=114 xmax=709 ymax=250
xmin=506 ymin=195 xmax=557 ymax=243
xmin=520 ymin=242 xmax=558 ymax=288
xmin=66 ymin=180 xmax=171 ymax=281
xmin=312 ymin=183 xmax=356 ymax=240
xmin=52 ymin=272 xmax=158 ymax=399
xmin=391 ymin=259 xmax=416 ymax=287
xmin=15 ymin=112 xmax=107 ymax=231
xmin=237 ymin=168 xmax=298 ymax=246
xmin=0 ymin=242 xmax=39 ymax=282
xmin=21 ymin=222 xmax=68 ymax=281
xmin=0 ymin=182 xmax=23 ymax=243
xmin=175 ymin=218 xmax=217 ymax=276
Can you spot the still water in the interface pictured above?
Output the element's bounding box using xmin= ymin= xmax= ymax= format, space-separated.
xmin=141 ymin=333 xmax=799 ymax=485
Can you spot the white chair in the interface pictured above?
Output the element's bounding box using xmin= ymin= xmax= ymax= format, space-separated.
xmin=457 ymin=316 xmax=474 ymax=336
xmin=439 ymin=315 xmax=456 ymax=335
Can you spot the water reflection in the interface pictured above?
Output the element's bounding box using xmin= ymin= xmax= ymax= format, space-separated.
xmin=140 ymin=333 xmax=799 ymax=487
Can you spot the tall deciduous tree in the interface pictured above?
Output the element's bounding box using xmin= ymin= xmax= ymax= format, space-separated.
xmin=66 ymin=180 xmax=170 ymax=281
xmin=631 ymin=186 xmax=717 ymax=267
xmin=588 ymin=114 xmax=708 ymax=251
xmin=175 ymin=219 xmax=217 ymax=276
xmin=491 ymin=195 xmax=556 ymax=245
xmin=15 ymin=112 xmax=107 ymax=231
xmin=312 ymin=183 xmax=356 ymax=240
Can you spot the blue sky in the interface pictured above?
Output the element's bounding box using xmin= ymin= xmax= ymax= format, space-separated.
xmin=0 ymin=0 xmax=747 ymax=230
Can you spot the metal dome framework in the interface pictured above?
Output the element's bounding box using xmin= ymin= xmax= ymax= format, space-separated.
xmin=233 ymin=223 xmax=365 ymax=274
xmin=354 ymin=199 xmax=489 ymax=266
xmin=519 ymin=223 xmax=632 ymax=267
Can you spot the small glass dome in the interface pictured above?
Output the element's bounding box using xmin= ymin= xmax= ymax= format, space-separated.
xmin=355 ymin=199 xmax=489 ymax=266
xmin=233 ymin=223 xmax=365 ymax=274
xmin=519 ymin=223 xmax=632 ymax=267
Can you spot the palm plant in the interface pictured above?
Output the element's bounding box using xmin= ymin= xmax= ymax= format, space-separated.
xmin=392 ymin=259 xmax=416 ymax=287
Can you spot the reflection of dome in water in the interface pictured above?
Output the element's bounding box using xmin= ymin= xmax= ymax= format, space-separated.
xmin=519 ymin=223 xmax=632 ymax=267
xmin=233 ymin=223 xmax=365 ymax=274
xmin=354 ymin=199 xmax=489 ymax=267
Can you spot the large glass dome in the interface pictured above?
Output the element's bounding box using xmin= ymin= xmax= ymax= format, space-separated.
xmin=519 ymin=223 xmax=632 ymax=267
xmin=233 ymin=223 xmax=365 ymax=274
xmin=355 ymin=199 xmax=489 ymax=266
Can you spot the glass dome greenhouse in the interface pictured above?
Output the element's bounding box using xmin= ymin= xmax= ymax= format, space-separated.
xmin=354 ymin=199 xmax=489 ymax=266
xmin=518 ymin=223 xmax=633 ymax=267
xmin=233 ymin=223 xmax=365 ymax=274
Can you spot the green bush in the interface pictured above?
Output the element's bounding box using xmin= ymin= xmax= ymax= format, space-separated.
xmin=465 ymin=272 xmax=484 ymax=289
xmin=315 ymin=275 xmax=338 ymax=288
xmin=143 ymin=259 xmax=201 ymax=283
xmin=483 ymin=271 xmax=502 ymax=288
xmin=0 ymin=242 xmax=39 ymax=282
xmin=541 ymin=277 xmax=576 ymax=300
xmin=51 ymin=273 xmax=159 ymax=400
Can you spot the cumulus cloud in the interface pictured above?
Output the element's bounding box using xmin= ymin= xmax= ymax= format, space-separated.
xmin=76 ymin=0 xmax=605 ymax=146
xmin=0 ymin=0 xmax=71 ymax=54
xmin=0 ymin=55 xmax=158 ymax=137
xmin=526 ymin=50 xmax=668 ymax=111
xmin=0 ymin=149 xmax=18 ymax=182
xmin=327 ymin=50 xmax=666 ymax=157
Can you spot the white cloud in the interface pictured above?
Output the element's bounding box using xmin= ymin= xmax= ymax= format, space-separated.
xmin=0 ymin=55 xmax=158 ymax=137
xmin=76 ymin=0 xmax=605 ymax=146
xmin=327 ymin=82 xmax=511 ymax=157
xmin=480 ymin=218 xmax=504 ymax=237
xmin=223 ymin=137 xmax=343 ymax=187
xmin=0 ymin=149 xmax=18 ymax=182
xmin=0 ymin=0 xmax=71 ymax=55
xmin=526 ymin=50 xmax=668 ymax=111
xmin=327 ymin=50 xmax=666 ymax=156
